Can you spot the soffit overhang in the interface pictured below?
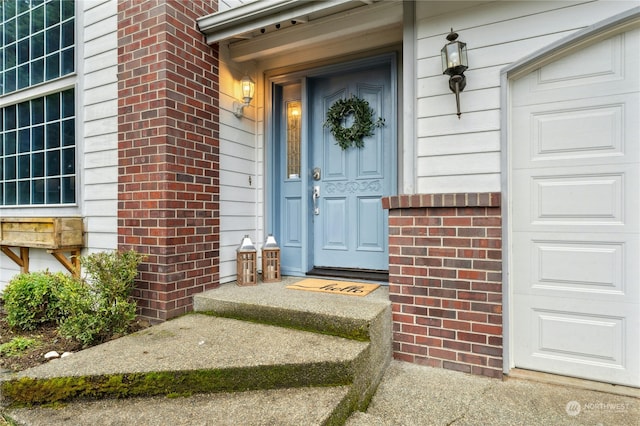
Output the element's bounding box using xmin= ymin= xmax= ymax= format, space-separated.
xmin=198 ymin=0 xmax=402 ymax=63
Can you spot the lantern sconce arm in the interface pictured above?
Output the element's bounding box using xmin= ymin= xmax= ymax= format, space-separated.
xmin=441 ymin=29 xmax=469 ymax=119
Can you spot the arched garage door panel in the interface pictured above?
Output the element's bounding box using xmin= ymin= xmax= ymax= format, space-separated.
xmin=510 ymin=27 xmax=639 ymax=387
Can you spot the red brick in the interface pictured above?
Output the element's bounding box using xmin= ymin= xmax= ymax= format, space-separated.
xmin=442 ymin=361 xmax=472 ymax=373
xmin=472 ymin=344 xmax=503 ymax=357
xmin=416 ymin=336 xmax=442 ymax=347
xmin=472 ymin=324 xmax=502 ymax=335
xmin=458 ymin=332 xmax=487 ymax=344
xmin=118 ymin=0 xmax=219 ymax=321
xmin=443 ymin=320 xmax=471 ymax=331
xmin=472 ymin=366 xmax=503 ymax=379
xmin=429 ymin=348 xmax=457 ymax=361
xmin=442 ymin=339 xmax=471 ymax=352
xmin=385 ymin=192 xmax=504 ymax=380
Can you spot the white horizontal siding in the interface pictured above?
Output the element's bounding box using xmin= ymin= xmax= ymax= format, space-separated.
xmin=81 ymin=0 xmax=119 ymax=256
xmin=218 ymin=47 xmax=261 ymax=283
xmin=415 ymin=0 xmax=638 ymax=194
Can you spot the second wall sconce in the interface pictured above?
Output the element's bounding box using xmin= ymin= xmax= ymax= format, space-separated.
xmin=441 ymin=29 xmax=468 ymax=119
xmin=233 ymin=75 xmax=255 ymax=118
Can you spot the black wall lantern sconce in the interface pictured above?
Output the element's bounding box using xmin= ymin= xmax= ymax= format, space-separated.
xmin=233 ymin=75 xmax=255 ymax=118
xmin=441 ymin=29 xmax=468 ymax=119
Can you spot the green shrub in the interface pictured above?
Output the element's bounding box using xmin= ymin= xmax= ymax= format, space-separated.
xmin=1 ymin=272 xmax=70 ymax=330
xmin=57 ymin=250 xmax=145 ymax=346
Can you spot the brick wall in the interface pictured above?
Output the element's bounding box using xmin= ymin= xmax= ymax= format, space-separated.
xmin=117 ymin=0 xmax=220 ymax=321
xmin=382 ymin=193 xmax=503 ymax=379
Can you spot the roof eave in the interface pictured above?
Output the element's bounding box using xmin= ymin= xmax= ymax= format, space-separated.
xmin=197 ymin=0 xmax=367 ymax=44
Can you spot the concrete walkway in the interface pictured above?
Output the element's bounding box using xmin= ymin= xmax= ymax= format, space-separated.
xmin=347 ymin=360 xmax=639 ymax=426
xmin=5 ymin=359 xmax=638 ymax=425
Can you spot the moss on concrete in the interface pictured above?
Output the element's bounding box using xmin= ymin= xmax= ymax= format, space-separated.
xmin=198 ymin=309 xmax=371 ymax=342
xmin=0 ymin=362 xmax=356 ymax=408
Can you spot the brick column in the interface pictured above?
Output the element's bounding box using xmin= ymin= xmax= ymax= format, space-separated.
xmin=117 ymin=1 xmax=219 ymax=321
xmin=382 ymin=193 xmax=503 ymax=379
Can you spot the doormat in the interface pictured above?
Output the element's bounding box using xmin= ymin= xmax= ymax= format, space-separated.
xmin=286 ymin=278 xmax=380 ymax=297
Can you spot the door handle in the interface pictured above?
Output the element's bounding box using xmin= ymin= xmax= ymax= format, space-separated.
xmin=312 ymin=185 xmax=320 ymax=215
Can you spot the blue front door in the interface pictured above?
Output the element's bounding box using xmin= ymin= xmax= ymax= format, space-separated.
xmin=309 ymin=64 xmax=395 ymax=270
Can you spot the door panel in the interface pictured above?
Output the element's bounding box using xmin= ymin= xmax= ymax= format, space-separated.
xmin=510 ymin=28 xmax=639 ymax=387
xmin=310 ymin=64 xmax=394 ymax=270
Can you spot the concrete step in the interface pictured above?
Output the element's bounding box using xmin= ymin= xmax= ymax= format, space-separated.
xmin=1 ymin=278 xmax=392 ymax=425
xmin=5 ymin=386 xmax=353 ymax=426
xmin=194 ymin=279 xmax=392 ymax=409
xmin=0 ymin=314 xmax=367 ymax=407
xmin=193 ymin=278 xmax=391 ymax=342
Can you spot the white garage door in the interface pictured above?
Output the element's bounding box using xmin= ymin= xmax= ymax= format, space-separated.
xmin=510 ymin=26 xmax=639 ymax=387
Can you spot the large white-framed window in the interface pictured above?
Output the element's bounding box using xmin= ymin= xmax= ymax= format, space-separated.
xmin=0 ymin=0 xmax=76 ymax=207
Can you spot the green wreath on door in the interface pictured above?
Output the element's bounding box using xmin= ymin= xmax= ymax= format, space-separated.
xmin=323 ymin=96 xmax=385 ymax=150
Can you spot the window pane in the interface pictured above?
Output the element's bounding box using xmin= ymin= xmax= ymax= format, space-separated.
xmin=31 ymin=4 xmax=45 ymax=33
xmin=31 ymin=31 xmax=44 ymax=59
xmin=4 ymin=157 xmax=16 ymax=180
xmin=17 ymin=11 xmax=29 ymax=39
xmin=4 ymin=105 xmax=16 ymax=130
xmin=32 ymin=179 xmax=45 ymax=204
xmin=46 ymin=122 xmax=60 ymax=148
xmin=5 ymin=182 xmax=16 ymax=205
xmin=18 ymin=0 xmax=30 ymax=14
xmin=62 ymin=147 xmax=74 ymax=174
xmin=18 ymin=180 xmax=30 ymax=204
xmin=45 ymin=25 xmax=59 ymax=54
xmin=62 ymin=119 xmax=74 ymax=145
xmin=18 ymin=154 xmax=29 ymax=178
xmin=4 ymin=68 xmax=16 ymax=93
xmin=4 ymin=1 xmax=16 ymax=20
xmin=45 ymin=1 xmax=59 ymax=27
xmin=62 ymin=89 xmax=73 ymax=117
xmin=61 ymin=19 xmax=73 ymax=48
xmin=32 ymin=152 xmax=44 ymax=177
xmin=5 ymin=19 xmax=16 ymax=44
xmin=46 ymin=92 xmax=60 ymax=121
xmin=17 ymin=63 xmax=29 ymax=89
xmin=32 ymin=97 xmax=44 ymax=124
xmin=31 ymin=58 xmax=44 ymax=85
xmin=62 ymin=1 xmax=74 ymax=21
xmin=62 ymin=176 xmax=74 ymax=203
xmin=46 ymin=149 xmax=60 ymax=175
xmin=18 ymin=129 xmax=29 ymax=152
xmin=286 ymin=101 xmax=302 ymax=179
xmin=18 ymin=102 xmax=30 ymax=127
xmin=61 ymin=47 xmax=73 ymax=75
xmin=32 ymin=125 xmax=44 ymax=150
xmin=4 ymin=43 xmax=16 ymax=68
xmin=46 ymin=177 xmax=60 ymax=203
xmin=17 ymin=38 xmax=29 ymax=64
xmin=4 ymin=132 xmax=16 ymax=155
xmin=45 ymin=52 xmax=59 ymax=79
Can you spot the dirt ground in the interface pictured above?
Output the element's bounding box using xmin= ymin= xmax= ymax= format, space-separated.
xmin=0 ymin=310 xmax=150 ymax=372
xmin=0 ymin=310 xmax=83 ymax=372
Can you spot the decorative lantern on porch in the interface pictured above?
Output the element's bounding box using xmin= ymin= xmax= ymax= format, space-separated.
xmin=261 ymin=234 xmax=281 ymax=283
xmin=236 ymin=235 xmax=257 ymax=286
